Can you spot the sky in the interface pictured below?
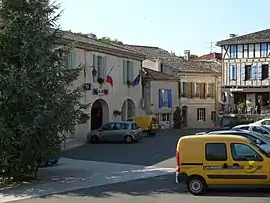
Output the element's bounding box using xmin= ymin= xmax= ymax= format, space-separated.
xmin=57 ymin=0 xmax=270 ymax=56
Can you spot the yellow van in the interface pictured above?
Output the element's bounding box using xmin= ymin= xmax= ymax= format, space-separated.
xmin=176 ymin=134 xmax=270 ymax=195
xmin=127 ymin=115 xmax=158 ymax=136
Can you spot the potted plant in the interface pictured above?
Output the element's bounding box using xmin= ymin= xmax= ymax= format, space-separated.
xmin=113 ymin=110 xmax=121 ymax=117
xmin=97 ymin=77 xmax=104 ymax=85
xmin=126 ymin=80 xmax=131 ymax=87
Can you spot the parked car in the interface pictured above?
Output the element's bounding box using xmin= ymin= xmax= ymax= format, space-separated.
xmin=127 ymin=115 xmax=158 ymax=136
xmin=232 ymin=124 xmax=270 ymax=137
xmin=205 ymin=129 xmax=270 ymax=153
xmin=196 ymin=128 xmax=231 ymax=135
xmin=176 ymin=134 xmax=270 ymax=195
xmin=252 ymin=118 xmax=270 ymax=128
xmin=87 ymin=121 xmax=142 ymax=144
xmin=39 ymin=156 xmax=60 ymax=167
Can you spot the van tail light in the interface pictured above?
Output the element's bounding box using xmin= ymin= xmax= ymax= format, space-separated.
xmin=176 ymin=151 xmax=180 ymax=172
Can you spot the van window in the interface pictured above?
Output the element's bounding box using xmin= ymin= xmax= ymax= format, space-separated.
xmin=205 ymin=143 xmax=227 ymax=161
xmin=230 ymin=143 xmax=263 ymax=161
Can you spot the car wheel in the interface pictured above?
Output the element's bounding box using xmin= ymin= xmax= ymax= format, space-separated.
xmin=51 ymin=160 xmax=58 ymax=165
xmin=187 ymin=176 xmax=207 ymax=195
xmin=124 ymin=135 xmax=134 ymax=144
xmin=90 ymin=135 xmax=100 ymax=144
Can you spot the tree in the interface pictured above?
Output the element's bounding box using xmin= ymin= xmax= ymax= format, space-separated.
xmin=173 ymin=107 xmax=182 ymax=129
xmin=189 ymin=54 xmax=198 ymax=59
xmin=0 ymin=0 xmax=88 ymax=183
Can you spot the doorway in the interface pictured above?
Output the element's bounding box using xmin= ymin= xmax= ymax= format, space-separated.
xmin=91 ymin=99 xmax=109 ymax=130
xmin=182 ymin=106 xmax=188 ymax=127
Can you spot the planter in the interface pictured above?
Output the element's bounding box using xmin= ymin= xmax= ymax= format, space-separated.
xmin=113 ymin=110 xmax=121 ymax=117
xmin=97 ymin=77 xmax=104 ymax=85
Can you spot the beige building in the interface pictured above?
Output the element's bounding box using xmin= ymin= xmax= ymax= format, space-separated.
xmin=142 ymin=68 xmax=179 ymax=128
xmin=158 ymin=54 xmax=221 ymax=128
xmin=61 ymin=31 xmax=145 ymax=138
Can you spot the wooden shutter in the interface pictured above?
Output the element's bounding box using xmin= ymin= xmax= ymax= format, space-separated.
xmin=199 ymin=83 xmax=203 ymax=99
xmin=203 ymin=83 xmax=206 ymax=99
xmin=187 ymin=82 xmax=191 ymax=98
xmin=190 ymin=82 xmax=194 ymax=98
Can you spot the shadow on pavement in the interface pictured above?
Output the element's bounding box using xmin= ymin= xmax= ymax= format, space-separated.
xmin=43 ymin=174 xmax=270 ymax=199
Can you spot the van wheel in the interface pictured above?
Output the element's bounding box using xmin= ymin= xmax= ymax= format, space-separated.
xmin=90 ymin=135 xmax=100 ymax=144
xmin=187 ymin=176 xmax=207 ymax=195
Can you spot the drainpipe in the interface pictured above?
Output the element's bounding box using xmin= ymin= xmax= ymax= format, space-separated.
xmin=214 ymin=74 xmax=218 ymax=127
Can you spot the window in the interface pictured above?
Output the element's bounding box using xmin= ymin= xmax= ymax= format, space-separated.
xmin=161 ymin=113 xmax=170 ymax=121
xmin=197 ymin=108 xmax=206 ymax=121
xmin=194 ymin=83 xmax=199 ymax=97
xmin=132 ymin=123 xmax=140 ymax=130
xmin=158 ymin=89 xmax=172 ymax=108
xmin=237 ymin=133 xmax=265 ymax=144
xmin=239 ymin=126 xmax=250 ymax=130
xmin=211 ymin=111 xmax=216 ymax=121
xmin=182 ymin=82 xmax=188 ymax=97
xmin=260 ymin=43 xmax=267 ymax=57
xmin=126 ymin=61 xmax=133 ymax=82
xmin=245 ymin=65 xmax=251 ymax=80
xmin=261 ymin=64 xmax=269 ymax=80
xmin=115 ymin=123 xmax=129 ymax=130
xmin=262 ymin=120 xmax=270 ymax=125
xmin=102 ymin=123 xmax=114 ymax=130
xmin=230 ymin=143 xmax=263 ymax=161
xmin=252 ymin=126 xmax=268 ymax=135
xmin=251 ymin=65 xmax=256 ymax=80
xmin=63 ymin=51 xmax=76 ymax=69
xmin=205 ymin=143 xmax=227 ymax=161
xmin=230 ymin=45 xmax=237 ymax=58
xmin=229 ymin=65 xmax=237 ymax=80
xmin=96 ymin=55 xmax=106 ymax=79
xmin=160 ymin=63 xmax=164 ymax=72
xmin=206 ymin=83 xmax=213 ymax=98
xmin=243 ymin=44 xmax=249 ymax=57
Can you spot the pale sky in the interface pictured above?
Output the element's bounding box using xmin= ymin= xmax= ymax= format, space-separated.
xmin=57 ymin=0 xmax=270 ymax=56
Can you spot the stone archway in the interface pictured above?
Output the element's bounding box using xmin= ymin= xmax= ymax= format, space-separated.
xmin=91 ymin=99 xmax=109 ymax=130
xmin=121 ymin=99 xmax=136 ymax=120
xmin=182 ymin=106 xmax=188 ymax=127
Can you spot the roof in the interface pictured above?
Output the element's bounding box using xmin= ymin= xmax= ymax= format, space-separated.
xmin=142 ymin=68 xmax=179 ymax=81
xmin=216 ymin=28 xmax=270 ymax=46
xmin=124 ymin=44 xmax=221 ymax=73
xmin=62 ymin=31 xmax=145 ymax=58
xmin=180 ymin=134 xmax=248 ymax=142
xmin=158 ymin=57 xmax=221 ymax=73
xmin=191 ymin=52 xmax=222 ymax=61
xmin=123 ymin=44 xmax=173 ymax=58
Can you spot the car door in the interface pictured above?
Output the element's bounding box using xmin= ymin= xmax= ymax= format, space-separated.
xmin=100 ymin=123 xmax=115 ymax=141
xmin=112 ymin=123 xmax=128 ymax=141
xmin=203 ymin=142 xmax=234 ymax=185
xmin=227 ymin=142 xmax=270 ymax=185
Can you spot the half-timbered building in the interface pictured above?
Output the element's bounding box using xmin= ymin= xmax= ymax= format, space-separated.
xmin=217 ymin=29 xmax=270 ymax=113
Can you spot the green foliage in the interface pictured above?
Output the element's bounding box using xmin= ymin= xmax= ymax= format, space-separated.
xmin=229 ymin=118 xmax=256 ymax=128
xmin=173 ymin=107 xmax=182 ymax=129
xmin=73 ymin=32 xmax=123 ymax=45
xmin=0 ymin=0 xmax=88 ymax=183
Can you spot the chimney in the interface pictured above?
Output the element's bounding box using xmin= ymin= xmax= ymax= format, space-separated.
xmin=184 ymin=50 xmax=190 ymax=60
xmin=229 ymin=34 xmax=238 ymax=38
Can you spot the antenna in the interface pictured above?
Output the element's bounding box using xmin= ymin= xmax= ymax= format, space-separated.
xmin=210 ymin=41 xmax=213 ymax=53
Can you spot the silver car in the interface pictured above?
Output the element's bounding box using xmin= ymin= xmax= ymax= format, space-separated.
xmin=87 ymin=121 xmax=142 ymax=144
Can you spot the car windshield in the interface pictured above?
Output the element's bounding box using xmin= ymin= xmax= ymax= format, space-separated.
xmin=250 ymin=142 xmax=270 ymax=158
xmin=260 ymin=125 xmax=270 ymax=132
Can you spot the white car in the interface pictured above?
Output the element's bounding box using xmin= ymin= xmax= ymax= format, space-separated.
xmin=252 ymin=118 xmax=270 ymax=129
xmin=232 ymin=124 xmax=270 ymax=137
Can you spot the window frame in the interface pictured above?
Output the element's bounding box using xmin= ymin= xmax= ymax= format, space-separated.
xmin=205 ymin=143 xmax=228 ymax=161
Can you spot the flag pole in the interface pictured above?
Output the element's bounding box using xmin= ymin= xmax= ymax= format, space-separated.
xmin=101 ymin=64 xmax=115 ymax=88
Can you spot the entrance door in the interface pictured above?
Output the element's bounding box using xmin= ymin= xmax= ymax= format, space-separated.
xmin=91 ymin=100 xmax=103 ymax=130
